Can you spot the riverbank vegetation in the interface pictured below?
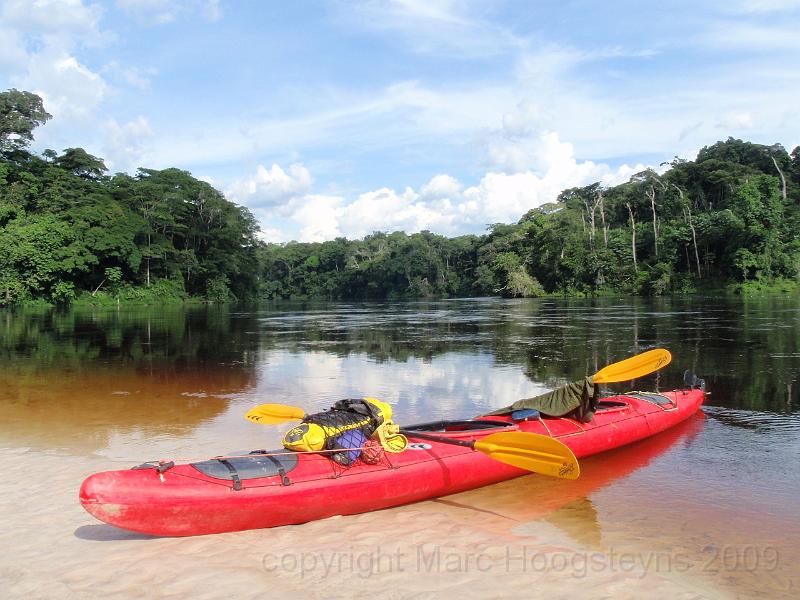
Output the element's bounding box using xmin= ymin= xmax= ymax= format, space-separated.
xmin=1 ymin=90 xmax=259 ymax=306
xmin=2 ymin=88 xmax=799 ymax=305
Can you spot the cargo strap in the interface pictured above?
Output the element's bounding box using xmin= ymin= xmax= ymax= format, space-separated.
xmin=216 ymin=458 xmax=243 ymax=491
xmin=265 ymin=455 xmax=292 ymax=486
xmin=131 ymin=460 xmax=174 ymax=473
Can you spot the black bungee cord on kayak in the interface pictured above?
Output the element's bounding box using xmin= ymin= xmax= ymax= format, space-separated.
xmin=282 ymin=397 xmax=406 ymax=466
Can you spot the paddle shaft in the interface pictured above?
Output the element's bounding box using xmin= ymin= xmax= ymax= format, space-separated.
xmin=400 ymin=429 xmax=476 ymax=449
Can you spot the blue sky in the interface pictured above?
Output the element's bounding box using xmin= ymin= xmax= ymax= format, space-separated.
xmin=1 ymin=0 xmax=798 ymax=242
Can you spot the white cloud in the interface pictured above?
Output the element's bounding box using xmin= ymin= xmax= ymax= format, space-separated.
xmin=420 ymin=174 xmax=462 ymax=199
xmin=257 ymin=226 xmax=290 ymax=243
xmin=0 ymin=0 xmax=167 ymax=174
xmin=488 ymin=118 xmax=560 ymax=174
xmin=228 ymin=164 xmax=335 ymax=242
xmin=462 ymin=172 xmax=542 ymax=225
xmin=15 ymin=49 xmax=108 ymax=118
xmin=0 ymin=0 xmax=104 ymax=41
xmin=227 ymin=164 xmax=313 ymax=209
xmin=338 ymin=186 xmax=454 ymax=238
xmin=1 ymin=0 xmax=115 ymax=125
xmin=462 ymin=133 xmax=643 ymax=226
xmin=294 ymin=195 xmax=344 ymax=242
xmin=231 ymin=132 xmax=646 ymax=243
xmin=101 ymin=116 xmax=153 ymax=172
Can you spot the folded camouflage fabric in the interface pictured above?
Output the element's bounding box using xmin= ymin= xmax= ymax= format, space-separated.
xmin=484 ymin=377 xmax=597 ymax=422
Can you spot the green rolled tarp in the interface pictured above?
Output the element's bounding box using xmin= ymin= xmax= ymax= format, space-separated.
xmin=484 ymin=377 xmax=598 ymax=422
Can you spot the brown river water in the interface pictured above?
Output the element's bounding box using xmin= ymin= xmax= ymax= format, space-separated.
xmin=1 ymin=297 xmax=798 ymax=599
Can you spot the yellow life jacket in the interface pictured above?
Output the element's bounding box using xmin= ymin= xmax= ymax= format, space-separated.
xmin=282 ymin=397 xmax=407 ymax=461
xmin=282 ymin=397 xmax=390 ymax=452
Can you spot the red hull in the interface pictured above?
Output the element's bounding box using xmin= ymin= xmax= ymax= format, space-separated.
xmin=80 ymin=389 xmax=704 ymax=536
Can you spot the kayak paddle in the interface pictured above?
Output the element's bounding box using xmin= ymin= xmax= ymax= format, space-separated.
xmin=245 ymin=402 xmax=579 ymax=478
xmin=244 ymin=403 xmax=306 ymax=424
xmin=591 ymin=348 xmax=671 ymax=384
xmin=399 ymin=429 xmax=579 ymax=480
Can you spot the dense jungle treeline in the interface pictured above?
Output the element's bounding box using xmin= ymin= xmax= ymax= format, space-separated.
xmin=260 ymin=140 xmax=800 ymax=300
xmin=2 ymin=88 xmax=799 ymax=305
xmin=1 ymin=89 xmax=260 ymax=306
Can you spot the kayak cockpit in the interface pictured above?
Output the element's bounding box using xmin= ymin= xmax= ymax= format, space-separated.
xmin=403 ymin=419 xmax=516 ymax=433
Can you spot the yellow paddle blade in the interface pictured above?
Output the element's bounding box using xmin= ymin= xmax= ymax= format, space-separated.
xmin=591 ymin=348 xmax=672 ymax=384
xmin=474 ymin=432 xmax=580 ymax=480
xmin=245 ymin=403 xmax=305 ymax=425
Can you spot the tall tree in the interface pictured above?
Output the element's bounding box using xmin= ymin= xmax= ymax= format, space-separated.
xmin=0 ymin=89 xmax=51 ymax=154
xmin=632 ymin=169 xmax=665 ymax=258
xmin=53 ymin=148 xmax=108 ymax=179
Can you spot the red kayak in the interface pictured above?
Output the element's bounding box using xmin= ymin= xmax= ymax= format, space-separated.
xmin=80 ymin=388 xmax=705 ymax=536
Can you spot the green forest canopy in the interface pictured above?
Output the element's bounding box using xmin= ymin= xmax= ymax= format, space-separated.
xmin=1 ymin=88 xmax=799 ymax=305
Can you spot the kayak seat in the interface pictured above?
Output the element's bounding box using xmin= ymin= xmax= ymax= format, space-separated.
xmin=192 ymin=451 xmax=299 ymax=481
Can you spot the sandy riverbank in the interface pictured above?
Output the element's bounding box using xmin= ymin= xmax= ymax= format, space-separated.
xmin=0 ymin=445 xmax=740 ymax=600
